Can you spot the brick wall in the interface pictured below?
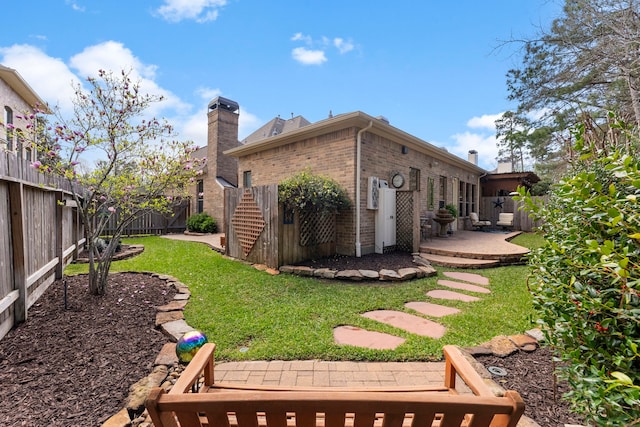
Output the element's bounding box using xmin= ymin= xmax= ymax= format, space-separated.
xmin=237 ymin=125 xmax=482 ymax=255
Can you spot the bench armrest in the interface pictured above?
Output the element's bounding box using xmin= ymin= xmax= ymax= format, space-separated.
xmin=170 ymin=342 xmax=216 ymax=394
xmin=443 ymin=345 xmax=495 ymax=396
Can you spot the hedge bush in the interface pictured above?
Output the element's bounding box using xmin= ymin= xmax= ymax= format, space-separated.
xmin=519 ymin=121 xmax=639 ymax=426
xmin=186 ymin=212 xmax=217 ymax=233
xmin=278 ymin=169 xmax=350 ymax=213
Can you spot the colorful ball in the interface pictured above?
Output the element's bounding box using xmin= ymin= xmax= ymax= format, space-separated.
xmin=175 ymin=330 xmax=208 ymax=364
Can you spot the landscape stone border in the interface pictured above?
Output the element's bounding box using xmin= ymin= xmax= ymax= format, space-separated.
xmin=74 ymin=244 xmax=145 ymax=263
xmin=102 ymin=271 xmax=546 ymax=427
xmin=279 ymin=253 xmax=437 ymax=281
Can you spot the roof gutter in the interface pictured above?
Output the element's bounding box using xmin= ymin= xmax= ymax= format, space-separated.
xmin=355 ymin=120 xmax=373 ymax=257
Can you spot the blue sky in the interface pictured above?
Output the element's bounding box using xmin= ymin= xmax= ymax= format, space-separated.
xmin=1 ymin=1 xmax=560 ymax=170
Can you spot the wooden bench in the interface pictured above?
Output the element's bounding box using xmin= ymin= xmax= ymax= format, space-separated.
xmin=145 ymin=343 xmax=524 ymax=427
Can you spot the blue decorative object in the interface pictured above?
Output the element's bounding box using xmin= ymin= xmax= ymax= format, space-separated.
xmin=493 ymin=198 xmax=504 ymax=209
xmin=175 ymin=330 xmax=208 ymax=364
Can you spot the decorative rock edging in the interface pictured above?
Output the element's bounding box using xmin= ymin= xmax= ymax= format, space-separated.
xmin=279 ymin=253 xmax=437 ymax=281
xmin=75 ymin=244 xmax=145 ymax=263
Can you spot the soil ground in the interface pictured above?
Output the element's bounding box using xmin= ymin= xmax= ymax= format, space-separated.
xmin=0 ymin=253 xmax=582 ymax=427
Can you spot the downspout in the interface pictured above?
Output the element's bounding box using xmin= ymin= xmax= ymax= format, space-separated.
xmin=355 ymin=121 xmax=373 ymax=257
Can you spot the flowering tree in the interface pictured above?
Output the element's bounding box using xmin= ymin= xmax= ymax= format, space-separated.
xmin=31 ymin=69 xmax=204 ymax=295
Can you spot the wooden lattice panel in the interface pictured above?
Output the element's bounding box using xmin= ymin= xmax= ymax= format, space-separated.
xmin=231 ymin=191 xmax=266 ymax=256
xmin=300 ymin=211 xmax=335 ymax=247
xmin=396 ymin=191 xmax=414 ymax=251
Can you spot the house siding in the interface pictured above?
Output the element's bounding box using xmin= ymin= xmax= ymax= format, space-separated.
xmin=0 ymin=78 xmax=35 ymax=157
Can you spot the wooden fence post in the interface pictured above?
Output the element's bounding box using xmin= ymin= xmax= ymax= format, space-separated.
xmin=55 ymin=192 xmax=64 ymax=279
xmin=8 ymin=182 xmax=27 ymax=323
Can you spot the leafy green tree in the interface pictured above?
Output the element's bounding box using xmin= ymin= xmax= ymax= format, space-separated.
xmin=495 ymin=110 xmax=530 ymax=171
xmin=519 ymin=117 xmax=640 ymax=425
xmin=32 ymin=69 xmax=203 ymax=295
xmin=506 ymin=0 xmax=640 ymax=177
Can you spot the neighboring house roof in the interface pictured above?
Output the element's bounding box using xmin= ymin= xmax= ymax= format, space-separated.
xmin=242 ymin=115 xmax=311 ymax=144
xmin=481 ymin=171 xmax=540 ymax=184
xmin=0 ymin=65 xmax=52 ymax=114
xmin=227 ymin=111 xmax=486 ymax=174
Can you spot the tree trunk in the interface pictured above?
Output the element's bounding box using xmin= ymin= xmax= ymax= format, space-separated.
xmin=627 ymin=74 xmax=640 ymax=129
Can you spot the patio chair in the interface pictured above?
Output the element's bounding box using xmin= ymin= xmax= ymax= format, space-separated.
xmin=469 ymin=212 xmax=491 ymax=231
xmin=496 ymin=213 xmax=514 ymax=229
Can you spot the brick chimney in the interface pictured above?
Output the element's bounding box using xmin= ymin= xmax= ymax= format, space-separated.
xmin=207 ymin=96 xmax=239 ymax=186
xmin=468 ymin=150 xmax=478 ymax=165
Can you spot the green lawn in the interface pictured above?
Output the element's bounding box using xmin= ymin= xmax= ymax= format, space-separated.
xmin=65 ymin=233 xmax=544 ymax=361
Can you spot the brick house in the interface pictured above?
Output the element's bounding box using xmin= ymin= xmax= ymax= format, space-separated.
xmin=196 ymin=97 xmax=487 ymax=257
xmin=0 ymin=65 xmax=51 ymax=160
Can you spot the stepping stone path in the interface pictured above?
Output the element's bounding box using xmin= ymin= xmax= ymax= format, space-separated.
xmin=443 ymin=271 xmax=490 ymax=285
xmin=426 ymin=289 xmax=481 ymax=302
xmin=333 ymin=326 xmax=406 ymax=350
xmin=437 ymin=279 xmax=491 ymax=294
xmin=404 ymin=302 xmax=461 ymax=317
xmin=362 ymin=310 xmax=446 ymax=338
xmin=334 ymin=271 xmax=492 ymax=349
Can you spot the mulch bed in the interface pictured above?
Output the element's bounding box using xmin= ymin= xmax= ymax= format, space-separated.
xmin=0 ymin=273 xmax=175 ymax=427
xmin=476 ymin=348 xmax=584 ymax=427
xmin=295 ymin=251 xmax=417 ymax=271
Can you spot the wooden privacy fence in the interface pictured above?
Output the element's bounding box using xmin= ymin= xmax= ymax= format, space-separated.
xmin=101 ymin=200 xmax=189 ymax=237
xmin=478 ymin=196 xmax=547 ymax=232
xmin=0 ymin=153 xmax=84 ymax=341
xmin=224 ymin=185 xmax=337 ymax=269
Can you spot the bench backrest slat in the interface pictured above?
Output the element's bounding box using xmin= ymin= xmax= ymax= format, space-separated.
xmin=148 ymin=390 xmax=523 ymax=427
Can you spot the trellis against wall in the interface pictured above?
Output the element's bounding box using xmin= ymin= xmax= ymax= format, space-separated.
xmin=299 ymin=211 xmax=334 ymax=246
xmin=395 ymin=190 xmax=416 ymax=252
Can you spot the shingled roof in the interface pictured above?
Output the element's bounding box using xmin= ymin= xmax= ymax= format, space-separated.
xmin=242 ymin=115 xmax=311 ymax=145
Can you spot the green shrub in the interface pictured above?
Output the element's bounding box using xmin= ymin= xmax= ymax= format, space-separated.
xmin=186 ymin=212 xmax=217 ymax=233
xmin=444 ymin=203 xmax=458 ymax=218
xmin=518 ymin=120 xmax=640 ymax=426
xmin=278 ymin=169 xmax=350 ymax=213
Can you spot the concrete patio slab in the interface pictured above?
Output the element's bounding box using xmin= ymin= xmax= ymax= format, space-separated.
xmin=442 ymin=271 xmax=490 ymax=285
xmin=404 ymin=301 xmax=461 ymax=317
xmin=333 ymin=325 xmax=405 ymax=350
xmin=426 ymin=289 xmax=481 ymax=302
xmin=362 ymin=310 xmax=446 ymax=338
xmin=437 ymin=279 xmax=491 ymax=294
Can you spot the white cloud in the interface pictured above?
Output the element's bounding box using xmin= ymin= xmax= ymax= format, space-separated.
xmin=291 ymin=47 xmax=327 ymax=66
xmin=195 ymin=86 xmax=222 ymax=101
xmin=69 ymin=41 xmax=189 ymax=116
xmin=290 ymin=33 xmax=356 ymax=64
xmin=65 ymin=0 xmax=86 ymax=12
xmin=333 ymin=38 xmax=354 ymax=54
xmin=449 ymin=131 xmax=499 ymax=171
xmin=156 ymin=0 xmax=227 ymax=23
xmin=0 ymin=44 xmax=81 ymax=114
xmin=467 ymin=113 xmax=502 ymax=130
xmin=238 ymin=108 xmax=262 ymax=141
xmin=291 ymin=33 xmax=312 ymax=44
